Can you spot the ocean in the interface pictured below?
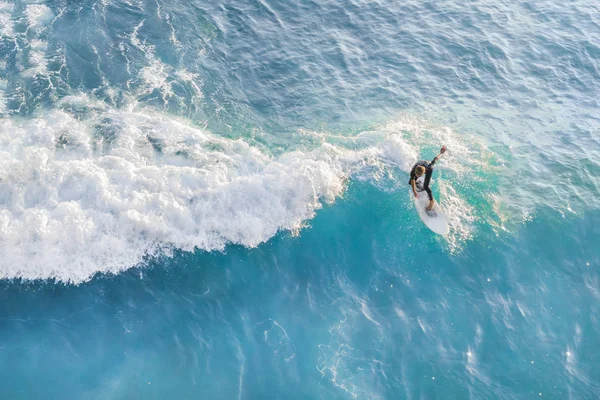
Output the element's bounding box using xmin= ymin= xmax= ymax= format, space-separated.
xmin=0 ymin=0 xmax=599 ymax=398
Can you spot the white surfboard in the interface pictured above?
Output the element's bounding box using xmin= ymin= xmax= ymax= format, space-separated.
xmin=412 ymin=176 xmax=449 ymax=235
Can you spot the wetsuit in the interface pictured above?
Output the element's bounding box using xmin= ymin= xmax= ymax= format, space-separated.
xmin=408 ymin=158 xmax=437 ymax=201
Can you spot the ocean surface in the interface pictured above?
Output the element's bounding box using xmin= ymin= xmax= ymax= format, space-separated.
xmin=0 ymin=0 xmax=599 ymax=398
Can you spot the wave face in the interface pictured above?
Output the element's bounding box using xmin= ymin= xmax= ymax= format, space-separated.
xmin=1 ymin=0 xmax=599 ymax=398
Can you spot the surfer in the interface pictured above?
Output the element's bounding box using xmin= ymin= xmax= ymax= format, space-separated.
xmin=408 ymin=146 xmax=447 ymax=211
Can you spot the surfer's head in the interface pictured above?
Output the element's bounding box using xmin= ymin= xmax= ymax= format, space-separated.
xmin=415 ymin=166 xmax=426 ymax=177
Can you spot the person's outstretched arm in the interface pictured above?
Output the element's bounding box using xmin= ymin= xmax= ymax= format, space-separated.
xmin=429 ymin=145 xmax=447 ymax=167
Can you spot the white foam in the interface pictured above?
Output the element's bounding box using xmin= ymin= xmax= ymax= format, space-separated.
xmin=11 ymin=3 xmax=57 ymax=80
xmin=23 ymin=48 xmax=48 ymax=77
xmin=0 ymin=1 xmax=13 ymax=11
xmin=24 ymin=4 xmax=54 ymax=29
xmin=139 ymin=61 xmax=172 ymax=97
xmin=30 ymin=38 xmax=47 ymax=50
xmin=0 ymin=102 xmax=375 ymax=282
xmin=0 ymin=11 xmax=13 ymax=37
xmin=176 ymin=69 xmax=203 ymax=100
xmin=128 ymin=20 xmax=176 ymax=101
xmin=0 ymin=78 xmax=6 ymax=114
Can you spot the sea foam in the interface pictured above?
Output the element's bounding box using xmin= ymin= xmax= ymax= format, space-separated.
xmin=0 ymin=101 xmax=375 ymax=282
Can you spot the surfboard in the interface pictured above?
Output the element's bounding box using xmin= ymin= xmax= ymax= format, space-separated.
xmin=412 ymin=176 xmax=449 ymax=235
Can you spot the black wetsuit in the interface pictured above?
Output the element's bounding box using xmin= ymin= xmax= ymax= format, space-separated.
xmin=408 ymin=158 xmax=437 ymax=201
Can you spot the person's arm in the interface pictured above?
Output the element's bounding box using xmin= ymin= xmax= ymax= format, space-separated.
xmin=429 ymin=145 xmax=447 ymax=167
xmin=411 ymin=178 xmax=418 ymax=197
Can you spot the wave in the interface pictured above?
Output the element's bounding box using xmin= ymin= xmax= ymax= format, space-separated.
xmin=0 ymin=96 xmax=490 ymax=283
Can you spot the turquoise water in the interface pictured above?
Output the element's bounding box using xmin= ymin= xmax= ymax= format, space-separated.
xmin=0 ymin=0 xmax=599 ymax=398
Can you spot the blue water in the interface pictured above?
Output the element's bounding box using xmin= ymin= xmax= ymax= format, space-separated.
xmin=1 ymin=0 xmax=599 ymax=398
